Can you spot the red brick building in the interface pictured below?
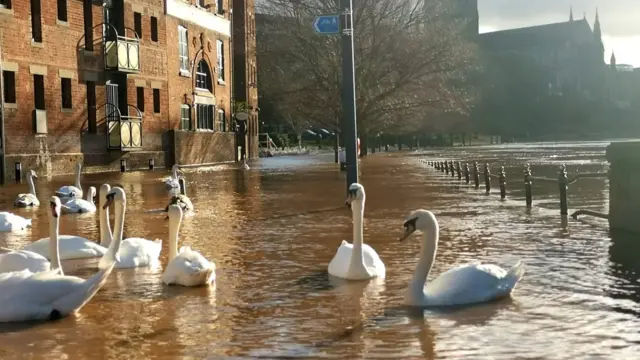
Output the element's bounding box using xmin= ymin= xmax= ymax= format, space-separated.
xmin=0 ymin=0 xmax=244 ymax=182
xmin=232 ymin=0 xmax=258 ymax=158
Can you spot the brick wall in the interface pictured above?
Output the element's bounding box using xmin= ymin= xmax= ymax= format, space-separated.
xmin=172 ymin=130 xmax=235 ymax=165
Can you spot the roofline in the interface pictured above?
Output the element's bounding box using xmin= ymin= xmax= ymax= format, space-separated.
xmin=479 ymin=18 xmax=590 ymax=36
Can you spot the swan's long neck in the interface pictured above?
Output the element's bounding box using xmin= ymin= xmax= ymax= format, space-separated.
xmin=412 ymin=224 xmax=439 ymax=289
xmin=98 ymin=199 xmax=124 ymax=269
xmin=349 ymin=199 xmax=365 ymax=265
xmin=86 ymin=191 xmax=93 ymax=203
xmin=49 ymin=212 xmax=62 ymax=272
xmin=27 ymin=174 xmax=36 ymax=196
xmin=99 ymin=198 xmax=112 ymax=247
xmin=172 ymin=166 xmax=179 ymax=180
xmin=74 ymin=165 xmax=82 ymax=189
xmin=168 ymin=213 xmax=182 ymax=261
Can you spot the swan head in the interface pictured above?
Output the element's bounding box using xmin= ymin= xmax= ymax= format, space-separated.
xmin=399 ymin=209 xmax=437 ymax=242
xmin=49 ymin=196 xmax=61 ymax=218
xmin=103 ymin=187 xmax=126 ymax=209
xmin=166 ymin=204 xmax=184 ymax=222
xmin=100 ymin=184 xmax=111 ymax=202
xmin=87 ymin=186 xmax=97 ymax=201
xmin=345 ymin=183 xmax=365 ymax=208
xmin=29 ymin=169 xmax=38 ymax=179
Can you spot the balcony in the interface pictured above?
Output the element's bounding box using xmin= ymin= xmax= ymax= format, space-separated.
xmin=106 ymin=103 xmax=143 ymax=151
xmin=103 ymin=24 xmax=140 ymax=73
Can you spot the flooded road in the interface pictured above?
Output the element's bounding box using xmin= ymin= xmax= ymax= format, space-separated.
xmin=0 ymin=141 xmax=638 ymax=359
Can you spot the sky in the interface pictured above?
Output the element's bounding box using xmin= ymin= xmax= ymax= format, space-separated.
xmin=478 ymin=0 xmax=640 ymax=67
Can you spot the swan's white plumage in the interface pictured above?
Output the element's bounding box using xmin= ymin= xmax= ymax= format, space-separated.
xmin=163 ymin=164 xmax=181 ymax=189
xmin=401 ymin=209 xmax=525 ymax=307
xmin=0 ymin=212 xmax=32 ymax=232
xmin=115 ymin=238 xmax=163 ymax=269
xmin=0 ymin=250 xmax=50 ymax=273
xmin=328 ymin=240 xmax=386 ymax=279
xmin=98 ymin=184 xmax=163 ymax=269
xmin=55 ymin=163 xmax=83 ymax=199
xmin=162 ymin=246 xmax=216 ymax=286
xmin=62 ymin=186 xmax=97 ymax=214
xmin=23 ymin=236 xmax=106 ymax=261
xmin=15 ymin=170 xmax=40 ymax=207
xmin=0 ymin=196 xmax=119 ymax=323
xmin=162 ymin=205 xmax=215 ymax=286
xmin=327 ymin=183 xmax=385 ymax=280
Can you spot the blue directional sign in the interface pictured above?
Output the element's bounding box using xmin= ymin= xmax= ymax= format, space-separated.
xmin=313 ymin=14 xmax=340 ymax=35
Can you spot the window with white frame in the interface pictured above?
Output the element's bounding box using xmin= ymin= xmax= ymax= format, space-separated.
xmin=216 ymin=0 xmax=223 ymax=15
xmin=180 ymin=104 xmax=191 ymax=130
xmin=216 ymin=40 xmax=224 ymax=82
xmin=178 ymin=26 xmax=189 ymax=73
xmin=195 ymin=60 xmax=213 ymax=91
xmin=217 ymin=109 xmax=226 ymax=132
xmin=196 ymin=103 xmax=214 ymax=130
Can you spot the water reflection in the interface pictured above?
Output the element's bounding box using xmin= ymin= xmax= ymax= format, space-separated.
xmin=1 ymin=143 xmax=640 ymax=358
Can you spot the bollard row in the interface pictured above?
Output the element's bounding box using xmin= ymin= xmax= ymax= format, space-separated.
xmin=425 ymin=160 xmax=572 ymax=215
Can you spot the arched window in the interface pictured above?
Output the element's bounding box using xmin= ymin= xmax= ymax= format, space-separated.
xmin=195 ymin=59 xmax=213 ymax=91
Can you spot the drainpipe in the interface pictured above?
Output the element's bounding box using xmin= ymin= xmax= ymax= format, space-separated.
xmin=0 ymin=29 xmax=6 ymax=185
xmin=230 ymin=6 xmax=237 ymax=161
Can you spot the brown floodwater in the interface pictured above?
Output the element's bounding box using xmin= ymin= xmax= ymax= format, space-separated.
xmin=0 ymin=141 xmax=639 ymax=359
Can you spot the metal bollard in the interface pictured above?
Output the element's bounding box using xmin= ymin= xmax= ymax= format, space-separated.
xmin=442 ymin=161 xmax=446 ymax=174
xmin=484 ymin=163 xmax=491 ymax=193
xmin=464 ymin=163 xmax=470 ymax=184
xmin=435 ymin=161 xmax=440 ymax=170
xmin=14 ymin=162 xmax=21 ymax=183
xmin=524 ymin=164 xmax=532 ymax=208
xmin=456 ymin=162 xmax=462 ymax=180
xmin=559 ymin=165 xmax=568 ymax=215
xmin=444 ymin=160 xmax=449 ymax=175
xmin=120 ymin=159 xmax=127 ymax=172
xmin=499 ymin=166 xmax=506 ymax=199
xmin=473 ymin=162 xmax=480 ymax=189
xmin=449 ymin=161 xmax=455 ymax=177
xmin=149 ymin=158 xmax=155 ymax=170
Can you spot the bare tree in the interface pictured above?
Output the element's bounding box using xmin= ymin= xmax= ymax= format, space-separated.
xmin=257 ymin=0 xmax=479 ymax=153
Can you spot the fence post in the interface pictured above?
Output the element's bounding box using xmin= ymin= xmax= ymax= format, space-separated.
xmin=456 ymin=162 xmax=462 ymax=180
xmin=435 ymin=161 xmax=439 ymax=170
xmin=524 ymin=164 xmax=532 ymax=208
xmin=473 ymin=162 xmax=480 ymax=189
xmin=120 ymin=159 xmax=127 ymax=172
xmin=449 ymin=161 xmax=455 ymax=178
xmin=559 ymin=165 xmax=568 ymax=215
xmin=464 ymin=163 xmax=470 ymax=184
xmin=499 ymin=166 xmax=506 ymax=199
xmin=14 ymin=162 xmax=21 ymax=183
xmin=442 ymin=161 xmax=447 ymax=174
xmin=483 ymin=163 xmax=491 ymax=193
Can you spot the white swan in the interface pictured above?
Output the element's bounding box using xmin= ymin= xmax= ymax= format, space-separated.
xmin=165 ymin=177 xmax=194 ymax=213
xmin=23 ymin=200 xmax=106 ymax=260
xmin=162 ymin=205 xmax=215 ymax=286
xmin=56 ymin=162 xmax=83 ymax=199
xmin=14 ymin=169 xmax=40 ymax=207
xmin=61 ymin=186 xmax=97 ymax=214
xmin=399 ymin=209 xmax=525 ymax=307
xmin=0 ymin=196 xmax=121 ymax=323
xmin=99 ymin=185 xmax=162 ymax=269
xmin=240 ymin=159 xmax=250 ymax=171
xmin=0 ymin=212 xmax=32 ymax=232
xmin=163 ymin=164 xmax=181 ymax=189
xmin=0 ymin=198 xmax=63 ymax=274
xmin=328 ymin=183 xmax=385 ymax=280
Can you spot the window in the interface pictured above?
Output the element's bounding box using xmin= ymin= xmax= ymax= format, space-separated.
xmin=216 ymin=40 xmax=224 ymax=82
xmin=136 ymin=86 xmax=144 ymax=112
xmin=195 ymin=60 xmax=212 ymax=91
xmin=178 ymin=26 xmax=189 ymax=72
xmin=196 ymin=0 xmax=205 ymax=7
xmin=33 ymin=74 xmax=45 ymax=110
xmin=217 ymin=109 xmax=225 ymax=132
xmin=0 ymin=0 xmax=12 ymax=9
xmin=30 ymin=0 xmax=42 ymax=43
xmin=180 ymin=105 xmax=191 ymax=130
xmin=150 ymin=16 xmax=158 ymax=42
xmin=216 ymin=0 xmax=223 ymax=15
xmin=196 ymin=104 xmax=214 ymax=130
xmin=87 ymin=81 xmax=96 ymax=133
xmin=57 ymin=0 xmax=67 ymax=22
xmin=2 ymin=71 xmax=16 ymax=104
xmin=134 ymin=12 xmax=142 ymax=38
xmin=61 ymin=78 xmax=72 ymax=109
xmin=153 ymin=88 xmax=160 ymax=113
